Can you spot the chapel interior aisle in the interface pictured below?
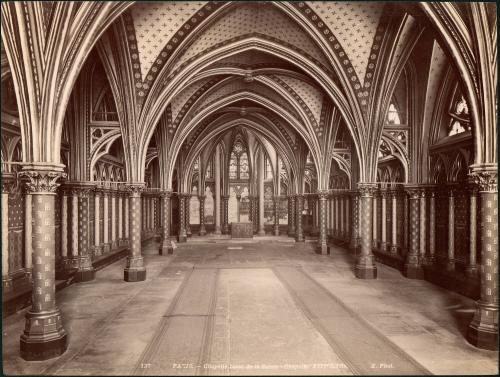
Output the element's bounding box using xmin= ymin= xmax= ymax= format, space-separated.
xmin=2 ymin=241 xmax=498 ymax=376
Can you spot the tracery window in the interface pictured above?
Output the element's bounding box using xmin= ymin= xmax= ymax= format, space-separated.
xmin=448 ymin=95 xmax=470 ymax=136
xmin=265 ymin=156 xmax=272 ymax=179
xmin=229 ymin=141 xmax=249 ymax=180
xmin=387 ymin=103 xmax=401 ymax=125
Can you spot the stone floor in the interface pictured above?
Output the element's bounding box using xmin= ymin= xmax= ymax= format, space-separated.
xmin=3 ymin=239 xmax=498 ymax=375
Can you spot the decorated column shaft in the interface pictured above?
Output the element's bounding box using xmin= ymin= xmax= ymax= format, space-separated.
xmin=466 ymin=184 xmax=479 ymax=276
xmin=1 ymin=176 xmax=11 ymax=285
xmin=124 ymin=194 xmax=129 ymax=244
xmin=355 ymin=183 xmax=377 ymax=279
xmin=467 ymin=166 xmax=498 ymax=350
xmin=60 ymin=188 xmax=68 ymax=263
xmin=447 ymin=188 xmax=456 ymax=271
xmin=178 ymin=194 xmax=187 ymax=242
xmin=273 ymin=196 xmax=280 ymax=236
xmin=427 ymin=188 xmax=436 ymax=264
xmin=159 ymin=191 xmax=173 ymax=255
xmin=185 ymin=194 xmax=192 ymax=237
xmin=318 ymin=190 xmax=329 ymax=254
xmin=94 ymin=188 xmax=102 ymax=256
xmin=372 ymin=190 xmax=378 ymax=249
xmin=419 ymin=188 xmax=427 ymax=262
xmin=288 ymin=195 xmax=296 ymax=237
xmin=295 ymin=194 xmax=304 ymax=242
xmin=124 ymin=184 xmax=146 ymax=282
xmin=340 ymin=194 xmax=345 ymax=239
xmin=380 ymin=189 xmax=387 ymax=252
xmin=20 ymin=167 xmax=67 ymax=360
xmin=222 ymin=195 xmax=229 ymax=234
xmin=73 ymin=183 xmax=95 ymax=282
xmin=390 ymin=189 xmax=398 ymax=254
xmin=118 ymin=191 xmax=123 ymax=245
xmin=349 ymin=191 xmax=360 ymax=250
xmin=111 ymin=189 xmax=117 ymax=249
xmin=403 ymin=186 xmax=424 ymax=279
xmin=199 ymin=195 xmax=206 ymax=236
xmin=24 ymin=189 xmax=33 ymax=274
xmin=102 ymin=189 xmax=110 ymax=253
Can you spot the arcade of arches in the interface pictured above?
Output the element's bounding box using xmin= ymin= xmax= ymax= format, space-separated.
xmin=1 ymin=1 xmax=498 ymax=371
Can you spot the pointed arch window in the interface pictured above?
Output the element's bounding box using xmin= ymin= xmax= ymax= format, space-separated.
xmin=387 ymin=103 xmax=401 ymax=125
xmin=448 ymin=95 xmax=470 ymax=136
xmin=229 ymin=141 xmax=249 ymax=180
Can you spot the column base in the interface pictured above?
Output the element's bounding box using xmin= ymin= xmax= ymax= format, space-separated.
xmin=465 ymin=265 xmax=479 ymax=277
xmin=159 ymin=240 xmax=174 ymax=255
xmin=354 ymin=265 xmax=377 ymax=279
xmin=389 ymin=245 xmax=398 ymax=255
xmin=403 ymin=263 xmax=424 ymax=279
xmin=446 ymin=260 xmax=456 ymax=272
xmin=318 ymin=244 xmax=330 ymax=255
xmin=94 ymin=245 xmax=103 ymax=257
xmin=102 ymin=243 xmax=111 ymax=253
xmin=178 ymin=234 xmax=187 ymax=243
xmin=379 ymin=242 xmax=388 ymax=253
xmin=124 ymin=268 xmax=146 ymax=282
xmin=295 ymin=234 xmax=305 ymax=242
xmin=199 ymin=227 xmax=207 ymax=236
xmin=73 ymin=256 xmax=95 ymax=282
xmin=214 ymin=226 xmax=221 ymax=235
xmin=466 ymin=302 xmax=498 ymax=350
xmin=20 ymin=309 xmax=68 ymax=361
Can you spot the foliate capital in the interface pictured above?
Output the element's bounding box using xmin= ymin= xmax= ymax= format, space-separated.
xmin=1 ymin=172 xmax=15 ymax=194
xmin=357 ymin=183 xmax=377 ymax=197
xmin=317 ymin=189 xmax=329 ymax=200
xmin=469 ymin=165 xmax=497 ymax=192
xmin=20 ymin=167 xmax=67 ymax=194
xmin=126 ymin=183 xmax=146 ymax=196
xmin=404 ymin=185 xmax=421 ymax=199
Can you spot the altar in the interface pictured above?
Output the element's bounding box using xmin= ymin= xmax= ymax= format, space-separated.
xmin=230 ymin=222 xmax=254 ymax=238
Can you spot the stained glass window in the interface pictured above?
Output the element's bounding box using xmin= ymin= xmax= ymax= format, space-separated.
xmin=229 ymin=152 xmax=238 ymax=179
xmin=448 ymin=95 xmax=470 ymax=136
xmin=240 ymin=152 xmax=249 ymax=179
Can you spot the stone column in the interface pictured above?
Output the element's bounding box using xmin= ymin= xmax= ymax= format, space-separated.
xmin=466 ymin=166 xmax=498 ymax=350
xmin=24 ymin=189 xmax=33 ymax=274
xmin=350 ymin=191 xmax=360 ymax=251
xmin=178 ymin=194 xmax=187 ymax=242
xmin=345 ymin=194 xmax=350 ymax=240
xmin=111 ymin=189 xmax=118 ymax=249
xmin=273 ymin=196 xmax=280 ymax=236
xmin=372 ymin=190 xmax=378 ymax=249
xmin=94 ymin=188 xmax=102 ymax=256
xmin=310 ymin=196 xmax=318 ymax=236
xmin=402 ymin=192 xmax=409 ymax=255
xmin=466 ymin=184 xmax=479 ymax=276
xmin=159 ymin=190 xmax=173 ymax=255
xmin=318 ymin=190 xmax=329 ymax=254
xmin=380 ymin=189 xmax=388 ymax=252
xmin=2 ymin=177 xmax=11 ymax=286
xmin=447 ymin=188 xmax=456 ymax=271
xmin=295 ymin=194 xmax=304 ymax=242
xmin=419 ymin=188 xmax=427 ymax=263
xmin=214 ymin=147 xmax=221 ymax=234
xmin=355 ymin=183 xmax=377 ymax=279
xmin=236 ymin=194 xmax=241 ymax=223
xmin=185 ymin=194 xmax=192 ymax=237
xmin=102 ymin=188 xmax=110 ymax=253
xmin=390 ymin=189 xmax=398 ymax=255
xmin=124 ymin=183 xmax=146 ymax=282
xmin=19 ymin=167 xmax=68 ymax=360
xmin=74 ymin=184 xmax=95 ymax=282
xmin=288 ymin=195 xmax=296 ymax=237
xmin=334 ymin=194 xmax=339 ymax=237
xmin=124 ymin=194 xmax=129 ymax=244
xmin=427 ymin=188 xmax=436 ymax=265
xmin=403 ymin=186 xmax=423 ymax=279
xmin=60 ymin=188 xmax=68 ymax=262
xmin=118 ymin=191 xmax=124 ymax=245
xmin=199 ymin=195 xmax=206 ymax=235
xmin=222 ymin=195 xmax=229 ymax=234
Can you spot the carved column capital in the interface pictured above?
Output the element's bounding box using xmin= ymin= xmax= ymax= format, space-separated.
xmin=126 ymin=183 xmax=145 ymax=196
xmin=20 ymin=166 xmax=67 ymax=194
xmin=379 ymin=188 xmax=390 ymax=199
xmin=317 ymin=189 xmax=329 ymax=200
xmin=404 ymin=185 xmax=421 ymax=199
xmin=357 ymin=183 xmax=377 ymax=197
xmin=1 ymin=172 xmax=15 ymax=193
xmin=469 ymin=165 xmax=497 ymax=192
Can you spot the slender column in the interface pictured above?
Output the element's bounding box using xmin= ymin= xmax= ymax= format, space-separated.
xmin=419 ymin=188 xmax=427 ymax=263
xmin=311 ymin=196 xmax=318 ymax=235
xmin=372 ymin=190 xmax=378 ymax=249
xmin=2 ymin=178 xmax=11 ymax=285
xmin=19 ymin=167 xmax=68 ymax=360
xmin=124 ymin=194 xmax=129 ymax=244
xmin=402 ymin=192 xmax=409 ymax=255
xmin=350 ymin=191 xmax=360 ymax=250
xmin=390 ymin=189 xmax=398 ymax=255
xmin=69 ymin=189 xmax=78 ymax=259
xmin=258 ymin=155 xmax=265 ymax=236
xmin=345 ymin=194 xmax=350 ymax=240
xmin=178 ymin=194 xmax=187 ymax=242
xmin=334 ymin=194 xmax=339 ymax=237
xmin=124 ymin=183 xmax=146 ymax=282
xmin=288 ymin=195 xmax=296 ymax=237
xmin=295 ymin=194 xmax=304 ymax=242
xmin=24 ymin=190 xmax=33 ymax=273
xmin=355 ymin=183 xmax=377 ymax=279
xmin=60 ymin=189 xmax=68 ymax=261
xmin=273 ymin=196 xmax=280 ymax=236
xmin=185 ymin=194 xmax=192 ymax=237
xmin=159 ymin=190 xmax=173 ymax=255
xmin=427 ymin=189 xmax=436 ymax=264
xmin=236 ymin=194 xmax=241 ymax=222
xmin=111 ymin=189 xmax=118 ymax=249
xmin=466 ymin=184 xmax=479 ymax=276
xmin=214 ymin=147 xmax=221 ymax=234
xmin=318 ymin=190 xmax=329 ymax=254
xmin=94 ymin=188 xmax=102 ymax=256
xmin=222 ymin=195 xmax=229 ymax=234
xmin=119 ymin=192 xmax=125 ymax=244
xmin=466 ymin=166 xmax=498 ymax=350
xmin=403 ymin=186 xmax=424 ymax=279
xmin=102 ymin=189 xmax=110 ymax=253
xmin=74 ymin=184 xmax=95 ymax=282
xmin=339 ymin=194 xmax=344 ymax=239
xmin=380 ymin=189 xmax=387 ymax=252
xmin=447 ymin=188 xmax=456 ymax=271
xmin=199 ymin=195 xmax=207 ymax=235
xmin=327 ymin=194 xmax=332 ymax=237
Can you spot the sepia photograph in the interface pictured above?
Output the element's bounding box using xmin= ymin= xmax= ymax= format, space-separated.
xmin=1 ymin=1 xmax=498 ymax=375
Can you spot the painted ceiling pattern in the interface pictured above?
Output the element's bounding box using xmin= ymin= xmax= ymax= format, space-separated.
xmin=274 ymin=75 xmax=323 ymax=124
xmin=171 ymin=77 xmax=213 ymax=120
xmin=131 ymin=1 xmax=207 ymax=79
xmin=423 ymin=41 xmax=448 ymax=127
xmin=170 ymin=3 xmax=330 ymax=73
xmin=306 ymin=1 xmax=385 ymax=85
